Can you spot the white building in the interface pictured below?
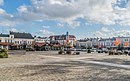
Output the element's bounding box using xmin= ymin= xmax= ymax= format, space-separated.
xmin=77 ymin=38 xmax=100 ymax=48
xmin=49 ymin=34 xmax=76 ymax=47
xmin=77 ymin=37 xmax=130 ymax=48
xmin=0 ymin=34 xmax=14 ymax=43
xmin=0 ymin=34 xmax=14 ymax=49
xmin=116 ymin=37 xmax=130 ymax=46
xmin=34 ymin=37 xmax=50 ymax=43
xmin=10 ymin=31 xmax=34 ymax=49
xmin=76 ymin=39 xmax=92 ymax=49
xmin=98 ymin=38 xmax=114 ymax=48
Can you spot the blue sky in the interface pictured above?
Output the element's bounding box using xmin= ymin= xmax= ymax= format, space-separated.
xmin=0 ymin=0 xmax=130 ymax=39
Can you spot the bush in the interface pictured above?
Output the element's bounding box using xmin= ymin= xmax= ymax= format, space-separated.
xmin=0 ymin=49 xmax=8 ymax=58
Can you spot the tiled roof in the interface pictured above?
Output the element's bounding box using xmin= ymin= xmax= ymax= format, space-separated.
xmin=49 ymin=35 xmax=76 ymax=40
xmin=10 ymin=31 xmax=34 ymax=39
xmin=35 ymin=42 xmax=45 ymax=47
xmin=36 ymin=37 xmax=48 ymax=39
xmin=0 ymin=42 xmax=11 ymax=45
xmin=77 ymin=40 xmax=89 ymax=42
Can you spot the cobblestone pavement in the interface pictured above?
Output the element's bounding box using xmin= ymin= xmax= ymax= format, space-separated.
xmin=0 ymin=51 xmax=130 ymax=81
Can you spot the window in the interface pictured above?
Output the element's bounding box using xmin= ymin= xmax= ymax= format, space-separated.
xmin=5 ymin=40 xmax=7 ymax=42
xmin=11 ymin=40 xmax=12 ymax=43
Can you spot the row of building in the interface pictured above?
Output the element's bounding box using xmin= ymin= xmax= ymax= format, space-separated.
xmin=1 ymin=31 xmax=129 ymax=50
xmin=0 ymin=31 xmax=77 ymax=50
xmin=77 ymin=37 xmax=130 ymax=48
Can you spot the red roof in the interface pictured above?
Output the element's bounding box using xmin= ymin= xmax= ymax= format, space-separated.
xmin=0 ymin=42 xmax=11 ymax=46
xmin=11 ymin=44 xmax=19 ymax=46
xmin=49 ymin=35 xmax=76 ymax=39
xmin=53 ymin=44 xmax=62 ymax=47
xmin=35 ymin=42 xmax=45 ymax=47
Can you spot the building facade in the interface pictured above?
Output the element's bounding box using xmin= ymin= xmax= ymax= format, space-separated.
xmin=49 ymin=34 xmax=76 ymax=47
xmin=77 ymin=37 xmax=130 ymax=48
xmin=10 ymin=31 xmax=34 ymax=49
xmin=34 ymin=36 xmax=50 ymax=43
xmin=0 ymin=34 xmax=14 ymax=49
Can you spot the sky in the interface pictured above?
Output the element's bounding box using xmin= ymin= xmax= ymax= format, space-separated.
xmin=1 ymin=0 xmax=130 ymax=39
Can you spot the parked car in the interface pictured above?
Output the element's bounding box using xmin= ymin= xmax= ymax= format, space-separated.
xmin=26 ymin=48 xmax=35 ymax=51
xmin=76 ymin=49 xmax=82 ymax=51
xmin=91 ymin=48 xmax=97 ymax=52
xmin=116 ymin=50 xmax=123 ymax=55
xmin=109 ymin=48 xmax=123 ymax=55
xmin=97 ymin=49 xmax=103 ymax=53
xmin=82 ymin=49 xmax=87 ymax=52
xmin=124 ymin=50 xmax=129 ymax=54
xmin=102 ymin=48 xmax=109 ymax=53
xmin=66 ymin=50 xmax=71 ymax=54
xmin=123 ymin=49 xmax=130 ymax=55
xmin=58 ymin=50 xmax=65 ymax=54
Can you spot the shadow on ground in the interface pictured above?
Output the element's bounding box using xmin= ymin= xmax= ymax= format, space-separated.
xmin=14 ymin=61 xmax=130 ymax=81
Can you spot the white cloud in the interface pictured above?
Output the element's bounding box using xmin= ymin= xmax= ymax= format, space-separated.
xmin=42 ymin=25 xmax=50 ymax=29
xmin=101 ymin=27 xmax=110 ymax=33
xmin=10 ymin=28 xmax=19 ymax=32
xmin=2 ymin=0 xmax=129 ymax=28
xmin=0 ymin=20 xmax=16 ymax=27
xmin=67 ymin=20 xmax=81 ymax=28
xmin=0 ymin=8 xmax=16 ymax=27
xmin=15 ymin=0 xmax=117 ymax=27
xmin=92 ymin=27 xmax=130 ymax=38
xmin=36 ymin=29 xmax=55 ymax=36
xmin=17 ymin=5 xmax=28 ymax=13
xmin=0 ymin=0 xmax=3 ymax=5
xmin=0 ymin=8 xmax=13 ymax=19
xmin=85 ymin=22 xmax=91 ymax=26
xmin=13 ymin=0 xmax=117 ymax=26
xmin=57 ymin=23 xmax=64 ymax=28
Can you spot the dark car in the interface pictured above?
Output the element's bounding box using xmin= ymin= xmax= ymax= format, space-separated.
xmin=102 ymin=48 xmax=109 ymax=53
xmin=97 ymin=48 xmax=103 ymax=53
xmin=124 ymin=50 xmax=129 ymax=54
xmin=115 ymin=50 xmax=123 ymax=55
xmin=124 ymin=49 xmax=130 ymax=55
xmin=26 ymin=48 xmax=35 ymax=51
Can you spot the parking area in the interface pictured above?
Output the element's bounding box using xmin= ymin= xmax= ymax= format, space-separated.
xmin=0 ymin=51 xmax=130 ymax=81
